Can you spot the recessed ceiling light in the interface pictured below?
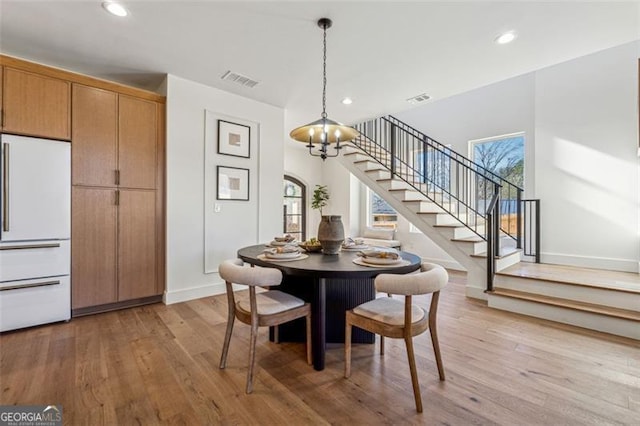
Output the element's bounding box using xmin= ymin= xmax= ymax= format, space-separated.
xmin=341 ymin=97 xmax=353 ymax=105
xmin=495 ymin=31 xmax=517 ymax=45
xmin=102 ymin=2 xmax=128 ymax=17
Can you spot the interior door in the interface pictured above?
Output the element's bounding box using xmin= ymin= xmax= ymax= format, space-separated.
xmin=0 ymin=134 xmax=70 ymax=242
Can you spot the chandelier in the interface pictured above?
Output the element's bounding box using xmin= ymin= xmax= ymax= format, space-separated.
xmin=289 ymin=18 xmax=359 ymax=160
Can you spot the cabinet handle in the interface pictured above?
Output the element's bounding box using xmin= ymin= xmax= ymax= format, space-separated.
xmin=0 ymin=243 xmax=61 ymax=251
xmin=2 ymin=143 xmax=9 ymax=232
xmin=0 ymin=280 xmax=61 ymax=292
xmin=115 ymin=190 xmax=120 ymax=206
xmin=115 ymin=169 xmax=120 ymax=185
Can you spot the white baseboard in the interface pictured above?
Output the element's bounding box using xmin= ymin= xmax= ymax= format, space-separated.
xmin=420 ymin=256 xmax=465 ymax=271
xmin=164 ymin=281 xmax=226 ymax=305
xmin=540 ymin=252 xmax=638 ymax=273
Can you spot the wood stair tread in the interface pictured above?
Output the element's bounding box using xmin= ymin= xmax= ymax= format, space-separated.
xmin=451 ymin=236 xmax=485 ymax=243
xmin=490 ymin=288 xmax=640 ymax=321
xmin=497 ymin=263 xmax=640 ymax=295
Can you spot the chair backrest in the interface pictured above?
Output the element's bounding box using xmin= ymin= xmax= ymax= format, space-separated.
xmin=218 ymin=259 xmax=282 ymax=287
xmin=374 ymin=262 xmax=448 ymax=296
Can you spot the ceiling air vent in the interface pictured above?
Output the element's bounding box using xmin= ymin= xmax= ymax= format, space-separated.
xmin=406 ymin=93 xmax=431 ymax=105
xmin=221 ymin=70 xmax=259 ymax=88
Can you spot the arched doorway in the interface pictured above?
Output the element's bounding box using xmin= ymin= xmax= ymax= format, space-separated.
xmin=283 ymin=175 xmax=306 ymax=242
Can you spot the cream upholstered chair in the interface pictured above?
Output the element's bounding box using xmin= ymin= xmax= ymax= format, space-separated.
xmin=218 ymin=259 xmax=312 ymax=393
xmin=344 ymin=263 xmax=448 ymax=412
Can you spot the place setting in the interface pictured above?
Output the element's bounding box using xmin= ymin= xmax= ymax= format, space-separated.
xmin=341 ymin=237 xmax=369 ymax=251
xmin=352 ymin=248 xmax=411 ymax=268
xmin=259 ymin=235 xmax=308 ymax=261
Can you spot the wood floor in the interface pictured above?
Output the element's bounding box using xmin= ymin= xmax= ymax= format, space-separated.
xmin=1 ymin=271 xmax=639 ymax=425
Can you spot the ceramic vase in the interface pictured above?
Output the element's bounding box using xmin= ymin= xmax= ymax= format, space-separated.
xmin=318 ymin=215 xmax=344 ymax=255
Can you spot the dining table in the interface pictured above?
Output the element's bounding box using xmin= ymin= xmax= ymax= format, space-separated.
xmin=237 ymin=244 xmax=422 ymax=370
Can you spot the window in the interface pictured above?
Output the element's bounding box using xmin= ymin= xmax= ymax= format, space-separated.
xmin=283 ymin=175 xmax=306 ymax=241
xmin=469 ymin=133 xmax=525 ymax=224
xmin=369 ymin=189 xmax=397 ymax=229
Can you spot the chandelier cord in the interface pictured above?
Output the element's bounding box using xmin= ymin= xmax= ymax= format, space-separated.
xmin=321 ymin=23 xmax=327 ymax=119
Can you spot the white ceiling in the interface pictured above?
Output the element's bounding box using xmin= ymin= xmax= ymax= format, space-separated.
xmin=1 ymin=1 xmax=638 ymax=124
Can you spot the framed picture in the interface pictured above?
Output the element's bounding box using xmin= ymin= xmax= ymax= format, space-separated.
xmin=218 ymin=119 xmax=250 ymax=158
xmin=217 ymin=166 xmax=250 ymax=201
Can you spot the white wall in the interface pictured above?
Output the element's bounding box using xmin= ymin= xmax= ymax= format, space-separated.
xmin=393 ymin=41 xmax=639 ymax=272
xmin=165 ymin=74 xmax=284 ymax=304
xmin=534 ymin=42 xmax=639 ymax=271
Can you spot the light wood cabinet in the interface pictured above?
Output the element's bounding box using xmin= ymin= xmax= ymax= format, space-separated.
xmin=2 ymin=67 xmax=71 ymax=140
xmin=71 ymin=187 xmax=118 ymax=309
xmin=119 ymin=95 xmax=157 ymax=190
xmin=72 ymin=84 xmax=118 ymax=187
xmin=72 ymin=88 xmax=157 ymax=190
xmin=118 ymin=190 xmax=157 ymax=300
xmin=72 ymin=188 xmax=160 ymax=310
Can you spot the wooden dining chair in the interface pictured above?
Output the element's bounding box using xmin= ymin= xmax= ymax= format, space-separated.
xmin=218 ymin=259 xmax=312 ymax=394
xmin=344 ymin=262 xmax=449 ymax=412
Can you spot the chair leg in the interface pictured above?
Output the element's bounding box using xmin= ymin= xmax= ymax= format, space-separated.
xmin=246 ymin=318 xmax=259 ymax=394
xmin=305 ymin=310 xmax=312 ymax=365
xmin=404 ymin=335 xmax=423 ymax=413
xmin=380 ymin=335 xmax=385 ymax=355
xmin=219 ymin=288 xmax=236 ymax=369
xmin=430 ymin=323 xmax=445 ymax=381
xmin=344 ymin=318 xmax=352 ymax=378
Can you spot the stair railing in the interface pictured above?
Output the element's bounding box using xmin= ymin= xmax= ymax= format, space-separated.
xmin=353 ymin=117 xmax=503 ymax=244
xmin=383 ymin=116 xmax=526 ymax=247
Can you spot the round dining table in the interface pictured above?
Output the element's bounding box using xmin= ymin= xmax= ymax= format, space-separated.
xmin=237 ymin=244 xmax=421 ymax=370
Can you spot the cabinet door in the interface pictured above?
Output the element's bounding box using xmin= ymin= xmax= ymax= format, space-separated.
xmin=118 ymin=189 xmax=157 ymax=300
xmin=72 ymin=84 xmax=117 ymax=186
xmin=3 ymin=68 xmax=71 ymax=140
xmin=119 ymin=96 xmax=157 ymax=189
xmin=72 ymin=187 xmax=118 ymax=309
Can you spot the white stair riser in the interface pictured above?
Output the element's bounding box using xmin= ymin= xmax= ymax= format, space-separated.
xmin=488 ymin=295 xmax=640 ymax=340
xmin=495 ymin=276 xmax=640 ymax=312
xmin=496 ymin=252 xmax=522 ymax=270
xmin=389 ymin=190 xmax=428 ymax=202
xmin=454 ymin=241 xmax=488 ymax=256
xmin=434 ymin=226 xmax=476 ymax=240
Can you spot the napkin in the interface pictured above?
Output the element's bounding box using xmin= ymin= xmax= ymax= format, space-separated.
xmin=274 ymin=234 xmax=296 ymax=243
xmin=264 ymin=244 xmax=300 ymax=255
xmin=342 ymin=237 xmax=365 ymax=248
xmin=357 ymin=249 xmax=399 ymax=260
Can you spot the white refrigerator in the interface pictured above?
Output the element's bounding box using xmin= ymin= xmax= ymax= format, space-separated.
xmin=0 ymin=134 xmax=71 ymax=332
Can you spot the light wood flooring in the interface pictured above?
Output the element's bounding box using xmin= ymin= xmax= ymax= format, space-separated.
xmin=1 ymin=271 xmax=639 ymax=425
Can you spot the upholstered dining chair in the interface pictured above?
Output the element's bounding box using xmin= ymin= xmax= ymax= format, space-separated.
xmin=344 ymin=262 xmax=449 ymax=412
xmin=218 ymin=259 xmax=312 ymax=393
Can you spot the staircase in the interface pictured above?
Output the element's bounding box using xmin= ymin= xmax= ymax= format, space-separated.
xmin=337 ymin=115 xmax=529 ymax=299
xmin=336 ymin=115 xmax=639 ymax=340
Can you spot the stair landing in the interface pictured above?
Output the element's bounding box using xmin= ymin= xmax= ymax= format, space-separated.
xmin=498 ymin=262 xmax=640 ymax=294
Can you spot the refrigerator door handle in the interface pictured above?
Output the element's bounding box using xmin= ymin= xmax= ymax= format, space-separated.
xmin=2 ymin=142 xmax=8 ymax=232
xmin=0 ymin=243 xmax=61 ymax=251
xmin=0 ymin=279 xmax=61 ymax=292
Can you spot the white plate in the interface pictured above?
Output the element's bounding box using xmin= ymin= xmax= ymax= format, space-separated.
xmin=352 ymin=257 xmax=410 ymax=268
xmin=341 ymin=245 xmax=369 ymax=251
xmin=257 ymin=253 xmax=309 ymax=262
xmin=360 ymin=255 xmax=402 ymax=265
xmin=265 ymin=251 xmax=302 ymax=259
xmin=269 ymin=241 xmax=290 ymax=247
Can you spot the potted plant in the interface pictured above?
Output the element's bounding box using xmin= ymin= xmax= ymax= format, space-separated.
xmin=311 ymin=185 xmax=344 ymax=254
xmin=311 ymin=184 xmax=330 ymax=216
